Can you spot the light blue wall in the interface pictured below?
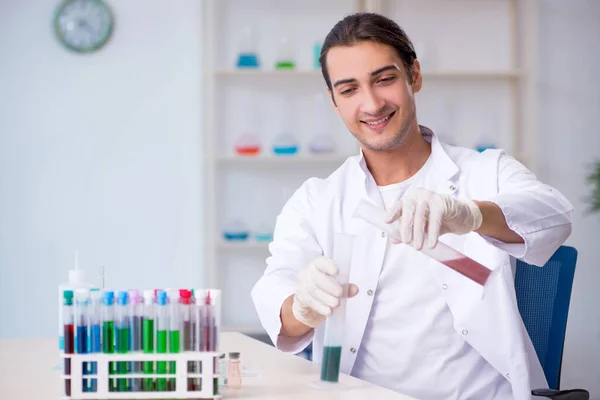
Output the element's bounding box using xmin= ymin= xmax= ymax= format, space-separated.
xmin=0 ymin=0 xmax=205 ymax=338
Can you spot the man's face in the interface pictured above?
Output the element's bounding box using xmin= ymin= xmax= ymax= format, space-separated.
xmin=326 ymin=41 xmax=422 ymax=152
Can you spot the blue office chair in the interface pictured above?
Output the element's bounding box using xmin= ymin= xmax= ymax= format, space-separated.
xmin=514 ymin=245 xmax=589 ymax=400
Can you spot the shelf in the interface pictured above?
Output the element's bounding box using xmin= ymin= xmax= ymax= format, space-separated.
xmin=217 ymin=239 xmax=269 ymax=251
xmin=215 ymin=69 xmax=522 ymax=80
xmin=216 ymin=69 xmax=321 ymax=77
xmin=216 ymin=154 xmax=352 ymax=166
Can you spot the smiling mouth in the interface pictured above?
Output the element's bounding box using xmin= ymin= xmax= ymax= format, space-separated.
xmin=361 ymin=110 xmax=396 ymax=126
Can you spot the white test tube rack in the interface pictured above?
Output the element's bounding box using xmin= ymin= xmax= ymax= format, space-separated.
xmin=61 ymin=351 xmax=222 ymax=399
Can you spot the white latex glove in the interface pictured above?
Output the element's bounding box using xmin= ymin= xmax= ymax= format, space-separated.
xmin=385 ymin=187 xmax=483 ymax=250
xmin=292 ymin=256 xmax=357 ymax=328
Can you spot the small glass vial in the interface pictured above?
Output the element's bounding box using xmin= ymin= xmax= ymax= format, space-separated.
xmin=227 ymin=352 xmax=242 ymax=390
xmin=218 ymin=353 xmax=227 ymax=390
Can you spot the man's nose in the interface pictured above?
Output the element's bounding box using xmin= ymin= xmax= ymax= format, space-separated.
xmin=361 ymin=87 xmax=386 ymax=115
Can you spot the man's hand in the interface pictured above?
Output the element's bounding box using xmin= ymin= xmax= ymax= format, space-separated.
xmin=292 ymin=256 xmax=358 ymax=328
xmin=385 ymin=187 xmax=483 ymax=250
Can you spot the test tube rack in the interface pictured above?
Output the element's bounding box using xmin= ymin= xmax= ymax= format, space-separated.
xmin=61 ymin=351 xmax=222 ymax=399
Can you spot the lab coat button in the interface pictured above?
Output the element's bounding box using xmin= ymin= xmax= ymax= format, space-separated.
xmin=442 ymin=284 xmax=448 ymax=290
xmin=381 ymin=231 xmax=386 ymax=238
xmin=367 ymin=289 xmax=374 ymax=296
xmin=350 ymin=347 xmax=357 ymax=354
xmin=462 ymin=329 xmax=468 ymax=336
xmin=449 ymin=184 xmax=456 ymax=191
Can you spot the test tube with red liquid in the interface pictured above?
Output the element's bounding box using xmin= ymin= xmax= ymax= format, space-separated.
xmin=353 ymin=199 xmax=492 ymax=286
xmin=63 ymin=290 xmax=74 ymax=397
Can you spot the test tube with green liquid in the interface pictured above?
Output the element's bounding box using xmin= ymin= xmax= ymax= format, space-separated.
xmin=102 ymin=290 xmax=116 ymax=392
xmin=115 ymin=291 xmax=130 ymax=392
xmin=142 ymin=290 xmax=155 ymax=391
xmin=155 ymin=290 xmax=168 ymax=391
xmin=320 ymin=234 xmax=354 ymax=383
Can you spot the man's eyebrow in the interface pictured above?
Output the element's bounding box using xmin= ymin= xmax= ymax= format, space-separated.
xmin=370 ymin=64 xmax=400 ymax=76
xmin=332 ymin=65 xmax=400 ymax=88
xmin=332 ymin=78 xmax=356 ymax=88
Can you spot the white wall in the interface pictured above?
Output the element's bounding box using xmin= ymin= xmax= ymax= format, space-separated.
xmin=536 ymin=0 xmax=600 ymax=396
xmin=0 ymin=0 xmax=204 ymax=337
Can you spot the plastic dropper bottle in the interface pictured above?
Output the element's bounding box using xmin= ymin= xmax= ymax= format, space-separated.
xmin=58 ymin=251 xmax=95 ymax=350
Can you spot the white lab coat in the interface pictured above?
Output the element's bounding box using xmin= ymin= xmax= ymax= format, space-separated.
xmin=251 ymin=126 xmax=573 ymax=400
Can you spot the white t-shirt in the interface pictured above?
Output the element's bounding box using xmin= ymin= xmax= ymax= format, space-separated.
xmin=352 ymin=159 xmax=513 ymax=400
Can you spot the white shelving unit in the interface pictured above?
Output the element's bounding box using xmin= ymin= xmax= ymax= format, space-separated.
xmin=201 ymin=0 xmax=537 ymax=337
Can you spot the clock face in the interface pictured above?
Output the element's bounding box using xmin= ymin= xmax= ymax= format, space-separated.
xmin=54 ymin=0 xmax=113 ymax=53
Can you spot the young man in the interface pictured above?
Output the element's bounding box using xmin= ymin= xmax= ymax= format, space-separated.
xmin=251 ymin=13 xmax=573 ymax=400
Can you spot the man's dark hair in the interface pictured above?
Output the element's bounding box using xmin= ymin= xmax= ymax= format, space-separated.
xmin=319 ymin=13 xmax=417 ymax=92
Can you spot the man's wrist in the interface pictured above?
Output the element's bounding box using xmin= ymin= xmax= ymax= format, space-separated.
xmin=280 ymin=295 xmax=313 ymax=338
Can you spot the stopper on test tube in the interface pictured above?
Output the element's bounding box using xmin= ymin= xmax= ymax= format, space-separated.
xmin=117 ymin=291 xmax=128 ymax=306
xmin=143 ymin=289 xmax=154 ymax=305
xmin=128 ymin=289 xmax=141 ymax=304
xmin=180 ymin=289 xmax=192 ymax=305
xmin=103 ymin=290 xmax=114 ymax=306
xmin=64 ymin=290 xmax=74 ymax=305
xmin=156 ymin=290 xmax=167 ymax=306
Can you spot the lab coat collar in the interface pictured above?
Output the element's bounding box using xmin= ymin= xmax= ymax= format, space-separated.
xmin=352 ymin=125 xmax=459 ymax=183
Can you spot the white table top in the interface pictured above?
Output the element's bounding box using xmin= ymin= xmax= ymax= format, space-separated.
xmin=0 ymin=332 xmax=416 ymax=400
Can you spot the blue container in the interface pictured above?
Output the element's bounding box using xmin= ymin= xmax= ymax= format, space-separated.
xmin=236 ymin=53 xmax=260 ymax=68
xmin=273 ymin=146 xmax=299 ymax=155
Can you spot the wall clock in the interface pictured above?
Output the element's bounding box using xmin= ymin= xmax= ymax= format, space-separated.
xmin=54 ymin=0 xmax=113 ymax=53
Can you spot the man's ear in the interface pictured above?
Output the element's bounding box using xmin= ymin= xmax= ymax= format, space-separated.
xmin=328 ymin=89 xmax=340 ymax=115
xmin=411 ymin=59 xmax=423 ymax=93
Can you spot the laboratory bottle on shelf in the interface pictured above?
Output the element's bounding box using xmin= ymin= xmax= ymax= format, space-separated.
xmin=227 ymin=352 xmax=242 ymax=390
xmin=58 ymin=251 xmax=95 ymax=350
xmin=274 ymin=37 xmax=296 ymax=70
xmin=475 ymin=133 xmax=497 ymax=153
xmin=234 ymin=90 xmax=261 ymax=156
xmin=234 ymin=134 xmax=261 ymax=156
xmin=222 ymin=219 xmax=250 ymax=241
xmin=313 ymin=42 xmax=322 ymax=69
xmin=253 ymin=223 xmax=273 ymax=242
xmin=272 ymin=132 xmax=299 ymax=155
xmin=308 ymin=92 xmax=336 ymax=155
xmin=236 ymin=26 xmax=260 ymax=68
xmin=272 ymin=98 xmax=299 ymax=155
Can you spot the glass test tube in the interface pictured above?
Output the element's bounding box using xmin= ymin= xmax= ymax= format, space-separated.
xmin=129 ymin=290 xmax=143 ymax=392
xmin=192 ymin=289 xmax=204 ymax=391
xmin=180 ymin=289 xmax=194 ymax=391
xmin=63 ymin=290 xmax=74 ymax=397
xmin=74 ymin=289 xmax=90 ymax=392
xmin=89 ymin=289 xmax=102 ymax=392
xmin=115 ymin=291 xmax=130 ymax=392
xmin=142 ymin=290 xmax=155 ymax=392
xmin=102 ymin=290 xmax=116 ymax=392
xmin=353 ymin=199 xmax=492 ymax=285
xmin=207 ymin=289 xmax=221 ymax=352
xmin=155 ymin=290 xmax=168 ymax=392
xmin=320 ymin=233 xmax=353 ymax=383
xmin=167 ymin=290 xmax=181 ymax=390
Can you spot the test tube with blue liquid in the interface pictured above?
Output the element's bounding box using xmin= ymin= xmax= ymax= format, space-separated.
xmin=89 ymin=289 xmax=102 ymax=392
xmin=74 ymin=289 xmax=90 ymax=392
xmin=320 ymin=233 xmax=354 ymax=385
